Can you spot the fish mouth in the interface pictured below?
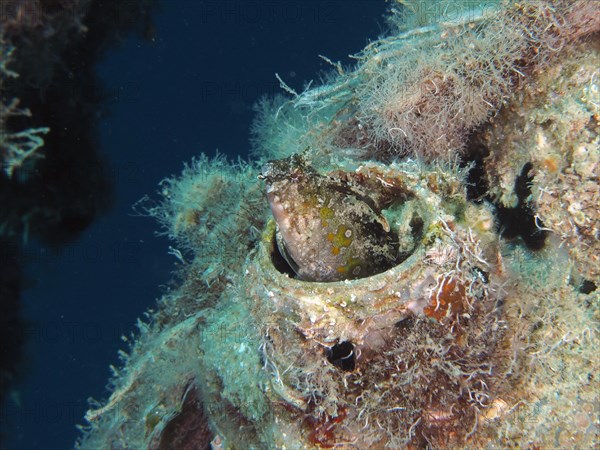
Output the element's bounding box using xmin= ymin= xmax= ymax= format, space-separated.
xmin=275 ymin=226 xmax=300 ymax=275
xmin=266 ymin=191 xmax=286 ymax=223
xmin=266 ymin=192 xmax=304 ymax=274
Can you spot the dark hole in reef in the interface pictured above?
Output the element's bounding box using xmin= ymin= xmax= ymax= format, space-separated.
xmin=531 ymin=320 xmax=544 ymax=332
xmin=409 ymin=215 xmax=424 ymax=241
xmin=473 ymin=267 xmax=490 ymax=284
xmin=395 ymin=316 xmax=415 ymax=330
xmin=270 ymin=231 xmax=296 ymax=278
xmin=326 ymin=341 xmax=355 ymax=371
xmin=580 ymin=279 xmax=597 ymax=294
xmin=495 ymin=162 xmax=547 ymax=250
xmin=463 ymin=142 xmax=490 ymax=202
xmin=462 ymin=140 xmax=548 ymax=250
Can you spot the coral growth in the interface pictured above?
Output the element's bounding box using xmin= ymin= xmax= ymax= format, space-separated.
xmin=355 ymin=0 xmax=600 ymax=160
xmin=251 ymin=0 xmax=600 ymax=164
xmin=473 ymin=38 xmax=600 ymax=281
xmin=77 ymin=1 xmax=599 ymax=449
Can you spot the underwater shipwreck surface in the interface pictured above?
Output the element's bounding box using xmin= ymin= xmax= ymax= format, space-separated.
xmin=77 ymin=1 xmax=599 ymax=448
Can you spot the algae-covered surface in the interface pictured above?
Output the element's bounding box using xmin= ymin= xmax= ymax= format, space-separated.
xmin=76 ymin=1 xmax=598 ymax=448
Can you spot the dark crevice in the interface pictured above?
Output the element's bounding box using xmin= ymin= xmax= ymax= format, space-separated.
xmin=473 ymin=267 xmax=490 ymax=284
xmin=395 ymin=316 xmax=415 ymax=330
xmin=270 ymin=231 xmax=296 ymax=278
xmin=326 ymin=341 xmax=355 ymax=372
xmin=464 ymin=142 xmax=490 ymax=202
xmin=580 ymin=279 xmax=597 ymax=294
xmin=495 ymin=163 xmax=547 ymax=250
xmin=463 ymin=140 xmax=548 ymax=250
xmin=409 ymin=216 xmax=424 ymax=241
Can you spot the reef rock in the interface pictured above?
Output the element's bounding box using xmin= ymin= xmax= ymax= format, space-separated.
xmin=77 ymin=1 xmax=599 ymax=449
